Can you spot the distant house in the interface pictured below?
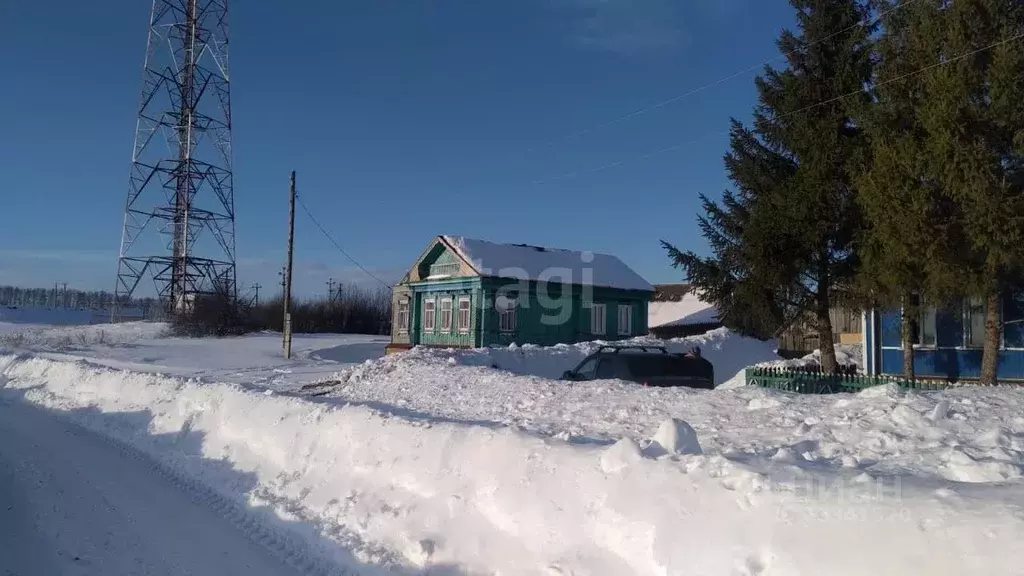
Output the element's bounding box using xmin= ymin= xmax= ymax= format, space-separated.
xmin=386 ymin=235 xmax=654 ymax=353
xmin=862 ymin=291 xmax=1024 ymax=381
xmin=647 ymin=284 xmax=721 ymax=338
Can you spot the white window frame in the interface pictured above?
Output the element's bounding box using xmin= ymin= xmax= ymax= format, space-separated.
xmin=440 ymin=297 xmax=453 ymax=332
xmin=617 ymin=304 xmax=632 ymax=336
xmin=591 ymin=303 xmax=606 ymax=335
xmin=963 ymin=296 xmax=989 ymax=349
xmin=906 ymin=294 xmax=936 ymax=348
xmin=917 ymin=306 xmax=937 ymax=347
xmin=457 ymin=296 xmax=471 ymax=333
xmin=396 ymin=300 xmax=409 ymax=334
xmin=423 ymin=298 xmax=436 ymax=332
xmin=499 ymin=299 xmax=517 ymax=333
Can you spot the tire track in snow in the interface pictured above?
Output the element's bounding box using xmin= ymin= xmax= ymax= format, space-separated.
xmin=43 ymin=407 xmax=356 ymax=576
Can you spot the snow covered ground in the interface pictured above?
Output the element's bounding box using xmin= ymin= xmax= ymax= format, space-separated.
xmin=311 ymin=339 xmax=1023 ymax=483
xmin=0 ymin=396 xmax=310 ymax=576
xmin=3 ymin=349 xmax=1024 ymax=575
xmin=3 ymin=321 xmax=1024 ymax=574
xmin=0 ymin=320 xmax=388 ymax=389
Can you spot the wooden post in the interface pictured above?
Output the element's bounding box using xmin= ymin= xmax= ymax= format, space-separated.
xmin=283 ymin=170 xmax=296 ymax=359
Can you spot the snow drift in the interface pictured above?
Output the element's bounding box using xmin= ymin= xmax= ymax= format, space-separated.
xmin=387 ymin=327 xmax=781 ymax=385
xmin=4 ymin=352 xmax=1024 ymax=575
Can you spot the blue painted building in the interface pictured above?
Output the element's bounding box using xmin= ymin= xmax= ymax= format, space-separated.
xmin=863 ymin=290 xmax=1024 ymax=381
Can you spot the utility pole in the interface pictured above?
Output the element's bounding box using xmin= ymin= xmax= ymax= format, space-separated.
xmin=327 ymin=277 xmax=335 ymax=303
xmin=252 ymin=283 xmax=262 ymax=306
xmin=283 ymin=171 xmax=296 ymax=359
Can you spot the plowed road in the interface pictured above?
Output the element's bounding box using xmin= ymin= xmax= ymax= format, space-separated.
xmin=0 ymin=397 xmax=305 ymax=576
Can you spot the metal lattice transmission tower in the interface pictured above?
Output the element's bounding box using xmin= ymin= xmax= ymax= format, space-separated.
xmin=114 ymin=0 xmax=235 ymax=320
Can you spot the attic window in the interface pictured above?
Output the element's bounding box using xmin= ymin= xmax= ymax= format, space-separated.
xmin=429 ymin=262 xmax=458 ymax=277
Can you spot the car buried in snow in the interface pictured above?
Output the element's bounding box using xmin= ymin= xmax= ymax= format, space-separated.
xmin=560 ymin=345 xmax=715 ymax=389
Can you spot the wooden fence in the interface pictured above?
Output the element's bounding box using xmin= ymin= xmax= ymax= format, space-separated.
xmin=745 ymin=366 xmax=951 ymax=394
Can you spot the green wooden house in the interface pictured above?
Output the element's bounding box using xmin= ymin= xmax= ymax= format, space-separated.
xmin=386 ymin=235 xmax=654 ymax=353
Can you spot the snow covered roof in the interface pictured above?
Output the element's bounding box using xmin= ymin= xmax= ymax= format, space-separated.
xmin=648 ymin=287 xmax=719 ymax=328
xmin=441 ymin=235 xmax=653 ymax=292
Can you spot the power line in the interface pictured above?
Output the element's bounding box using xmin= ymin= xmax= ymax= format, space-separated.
xmin=294 ymin=192 xmax=394 ymax=290
xmin=527 ymin=0 xmax=922 ymax=152
xmin=532 ymin=31 xmax=1024 ymax=185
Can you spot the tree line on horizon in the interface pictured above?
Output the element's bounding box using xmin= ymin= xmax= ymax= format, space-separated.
xmin=172 ymin=283 xmax=393 ymax=337
xmin=0 ymin=281 xmax=393 ymax=337
xmin=663 ymin=0 xmax=1024 ymax=384
xmin=0 ymin=284 xmax=157 ymax=314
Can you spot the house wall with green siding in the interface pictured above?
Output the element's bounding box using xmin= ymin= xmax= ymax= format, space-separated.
xmin=478 ymin=278 xmax=650 ymax=347
xmin=393 ymin=240 xmax=653 ymax=349
xmin=411 ymin=278 xmax=482 ymax=348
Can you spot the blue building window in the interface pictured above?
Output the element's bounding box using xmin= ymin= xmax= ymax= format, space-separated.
xmin=1005 ymin=291 xmax=1024 ymax=348
xmin=964 ymin=296 xmax=988 ymax=348
xmin=917 ymin=306 xmax=937 ymax=346
xmin=906 ymin=294 xmax=938 ymax=347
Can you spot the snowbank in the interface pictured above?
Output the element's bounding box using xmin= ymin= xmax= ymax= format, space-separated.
xmin=318 ymin=349 xmax=1024 ymax=484
xmin=770 ymin=343 xmax=864 ymax=370
xmin=717 ymin=343 xmax=865 ymax=390
xmin=402 ymin=328 xmax=780 ymax=385
xmin=4 ymin=353 xmax=1024 ymax=575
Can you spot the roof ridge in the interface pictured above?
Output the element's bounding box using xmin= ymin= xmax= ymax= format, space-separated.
xmin=443 ymin=234 xmax=617 ymax=258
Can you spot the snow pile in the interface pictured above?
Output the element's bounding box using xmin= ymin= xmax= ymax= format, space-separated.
xmin=5 ymin=353 xmax=1024 ymax=574
xmin=717 ymin=343 xmax=865 ymax=389
xmin=0 ymin=321 xmax=168 ymax=351
xmin=383 ymin=327 xmax=780 ymax=384
xmin=314 ymin=349 xmax=1024 ymax=484
xmin=769 ymin=343 xmax=864 ymax=370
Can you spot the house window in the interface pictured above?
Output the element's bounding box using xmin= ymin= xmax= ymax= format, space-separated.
xmin=909 ymin=295 xmax=937 ymax=344
xmin=457 ymin=297 xmax=471 ymax=333
xmin=1005 ymin=291 xmax=1024 ymax=348
xmin=964 ymin=296 xmax=992 ymax=348
xmin=430 ymin=262 xmax=459 ymax=277
xmin=396 ymin=300 xmax=409 ymax=333
xmin=591 ymin=303 xmax=606 ymax=335
xmin=919 ymin=307 xmax=937 ymax=346
xmin=617 ymin=304 xmax=632 ymax=336
xmin=499 ymin=298 xmax=517 ymax=333
xmin=907 ymin=294 xmax=936 ymax=347
xmin=423 ymin=298 xmax=436 ymax=332
xmin=440 ymin=297 xmax=453 ymax=332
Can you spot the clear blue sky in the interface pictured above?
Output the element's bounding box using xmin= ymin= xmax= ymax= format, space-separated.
xmin=1 ymin=0 xmax=795 ymax=299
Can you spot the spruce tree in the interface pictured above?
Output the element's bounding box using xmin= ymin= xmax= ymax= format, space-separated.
xmin=914 ymin=0 xmax=1024 ymax=384
xmin=855 ymin=0 xmax=964 ymax=378
xmin=665 ymin=0 xmax=875 ymax=372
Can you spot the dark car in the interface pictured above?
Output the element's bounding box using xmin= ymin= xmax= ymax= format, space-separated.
xmin=560 ymin=345 xmax=715 ymax=389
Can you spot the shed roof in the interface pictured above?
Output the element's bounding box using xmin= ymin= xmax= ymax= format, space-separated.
xmin=441 ymin=235 xmax=653 ymax=292
xmin=648 ymin=284 xmax=719 ymax=328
